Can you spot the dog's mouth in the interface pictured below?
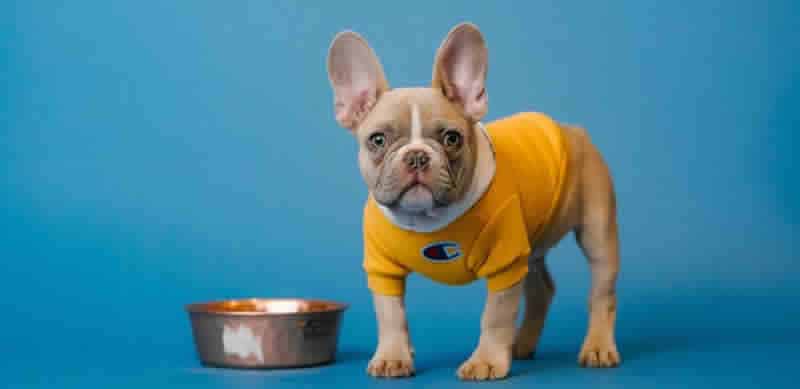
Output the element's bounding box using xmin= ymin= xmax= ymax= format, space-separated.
xmin=393 ymin=181 xmax=428 ymax=201
xmin=387 ymin=180 xmax=453 ymax=214
xmin=397 ymin=178 xmax=428 ymax=197
xmin=377 ymin=176 xmax=425 ymax=205
xmin=373 ymin=166 xmax=454 ymax=212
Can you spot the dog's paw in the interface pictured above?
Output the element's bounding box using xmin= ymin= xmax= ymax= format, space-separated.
xmin=367 ymin=357 xmax=414 ymax=378
xmin=456 ymin=357 xmax=510 ymax=381
xmin=578 ymin=338 xmax=621 ymax=368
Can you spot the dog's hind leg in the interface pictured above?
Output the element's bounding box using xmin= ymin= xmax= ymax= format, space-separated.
xmin=512 ymin=255 xmax=555 ymax=360
xmin=574 ymin=139 xmax=621 ymax=368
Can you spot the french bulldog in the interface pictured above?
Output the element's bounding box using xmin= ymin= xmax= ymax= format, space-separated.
xmin=326 ymin=23 xmax=621 ymax=380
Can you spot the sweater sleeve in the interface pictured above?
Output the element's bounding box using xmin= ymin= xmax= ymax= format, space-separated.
xmin=468 ymin=195 xmax=532 ymax=291
xmin=362 ymin=228 xmax=409 ymax=296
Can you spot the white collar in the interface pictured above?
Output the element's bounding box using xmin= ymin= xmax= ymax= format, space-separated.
xmin=376 ymin=122 xmax=496 ymax=233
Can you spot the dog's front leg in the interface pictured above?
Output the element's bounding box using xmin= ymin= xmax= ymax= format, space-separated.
xmin=457 ymin=281 xmax=522 ymax=380
xmin=367 ymin=293 xmax=414 ymax=378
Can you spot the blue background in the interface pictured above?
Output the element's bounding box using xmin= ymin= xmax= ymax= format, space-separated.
xmin=2 ymin=1 xmax=798 ymax=387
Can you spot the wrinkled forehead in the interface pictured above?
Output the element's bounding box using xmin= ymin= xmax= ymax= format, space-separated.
xmin=356 ymin=88 xmax=470 ymax=138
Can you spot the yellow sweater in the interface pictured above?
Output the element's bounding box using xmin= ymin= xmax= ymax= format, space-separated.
xmin=363 ymin=112 xmax=570 ymax=296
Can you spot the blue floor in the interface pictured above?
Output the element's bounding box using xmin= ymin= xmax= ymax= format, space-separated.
xmin=3 ymin=274 xmax=798 ymax=388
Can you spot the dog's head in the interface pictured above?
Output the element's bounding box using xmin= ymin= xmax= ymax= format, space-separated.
xmin=326 ymin=23 xmax=489 ymax=217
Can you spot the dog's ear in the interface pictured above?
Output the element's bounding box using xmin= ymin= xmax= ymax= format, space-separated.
xmin=432 ymin=23 xmax=488 ymax=122
xmin=327 ymin=31 xmax=390 ymax=131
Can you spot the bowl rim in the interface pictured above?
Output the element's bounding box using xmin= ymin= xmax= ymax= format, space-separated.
xmin=185 ymin=297 xmax=349 ymax=317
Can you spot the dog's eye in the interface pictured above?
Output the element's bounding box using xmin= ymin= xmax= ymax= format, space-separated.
xmin=442 ymin=130 xmax=462 ymax=148
xmin=368 ymin=132 xmax=386 ymax=148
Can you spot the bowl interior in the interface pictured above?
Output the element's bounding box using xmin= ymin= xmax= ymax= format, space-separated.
xmin=186 ymin=298 xmax=346 ymax=316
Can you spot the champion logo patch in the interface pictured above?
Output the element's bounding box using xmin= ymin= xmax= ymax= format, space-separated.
xmin=421 ymin=241 xmax=462 ymax=262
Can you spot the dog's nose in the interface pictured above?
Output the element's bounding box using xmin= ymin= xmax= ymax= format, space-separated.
xmin=404 ymin=150 xmax=430 ymax=171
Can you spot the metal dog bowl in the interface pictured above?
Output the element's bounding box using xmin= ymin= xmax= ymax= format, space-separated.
xmin=186 ymin=298 xmax=347 ymax=368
